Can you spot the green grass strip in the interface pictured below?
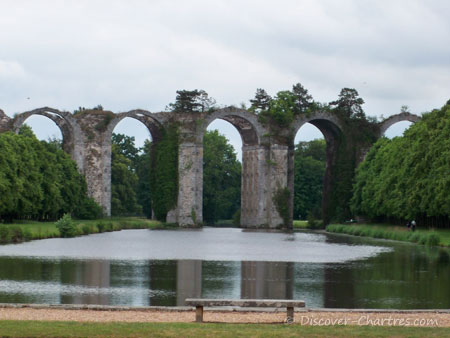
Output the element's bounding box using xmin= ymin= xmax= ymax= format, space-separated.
xmin=0 ymin=217 xmax=166 ymax=244
xmin=326 ymin=224 xmax=449 ymax=247
xmin=293 ymin=220 xmax=308 ymax=229
xmin=0 ymin=320 xmax=448 ymax=338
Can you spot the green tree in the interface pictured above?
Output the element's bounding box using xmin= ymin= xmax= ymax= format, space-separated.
xmin=111 ymin=133 xmax=139 ymax=165
xmin=330 ymin=88 xmax=365 ymax=119
xmin=203 ymin=130 xmax=241 ymax=224
xmin=294 ymin=140 xmax=326 ymax=219
xmin=249 ymin=88 xmax=272 ymax=114
xmin=291 ymin=82 xmax=313 ymax=114
xmin=111 ymin=134 xmax=142 ymax=216
xmin=135 ymin=140 xmax=152 ymax=218
xmin=167 ymin=90 xmax=216 ymax=113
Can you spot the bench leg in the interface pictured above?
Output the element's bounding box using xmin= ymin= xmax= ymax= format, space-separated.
xmin=195 ymin=305 xmax=204 ymax=322
xmin=286 ymin=306 xmax=294 ymax=323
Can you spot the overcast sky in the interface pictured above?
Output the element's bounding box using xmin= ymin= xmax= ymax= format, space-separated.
xmin=1 ymin=0 xmax=449 ymax=158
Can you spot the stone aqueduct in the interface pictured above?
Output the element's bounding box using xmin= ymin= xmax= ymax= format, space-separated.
xmin=0 ymin=107 xmax=420 ymax=228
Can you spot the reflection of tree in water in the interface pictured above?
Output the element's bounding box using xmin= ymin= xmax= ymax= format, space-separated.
xmin=0 ymin=257 xmax=61 ymax=304
xmin=323 ymin=263 xmax=356 ymax=308
xmin=202 ymin=261 xmax=240 ymax=299
xmin=149 ymin=260 xmax=177 ymax=306
xmin=323 ymin=244 xmax=450 ymax=309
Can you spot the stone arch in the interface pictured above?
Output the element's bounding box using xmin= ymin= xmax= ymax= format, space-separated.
xmin=105 ymin=109 xmax=165 ymax=143
xmin=291 ymin=111 xmax=344 ymax=224
xmin=292 ymin=111 xmax=343 ymax=141
xmin=202 ymin=107 xmax=264 ymax=146
xmin=12 ymin=107 xmax=77 ymax=155
xmin=103 ymin=110 xmax=165 ymax=217
xmin=0 ymin=109 xmax=11 ymax=132
xmin=378 ymin=112 xmax=421 ymax=137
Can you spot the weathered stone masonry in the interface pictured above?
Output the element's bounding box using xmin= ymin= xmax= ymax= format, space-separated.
xmin=0 ymin=106 xmax=420 ymax=228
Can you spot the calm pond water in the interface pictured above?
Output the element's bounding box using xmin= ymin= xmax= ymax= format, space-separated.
xmin=0 ymin=228 xmax=448 ymax=309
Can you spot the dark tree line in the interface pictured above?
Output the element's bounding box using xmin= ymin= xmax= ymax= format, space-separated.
xmin=294 ymin=139 xmax=326 ymax=220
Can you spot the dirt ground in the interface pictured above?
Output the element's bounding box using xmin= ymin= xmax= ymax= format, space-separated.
xmin=0 ymin=307 xmax=449 ymax=327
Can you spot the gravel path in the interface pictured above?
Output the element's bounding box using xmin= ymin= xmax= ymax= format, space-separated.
xmin=0 ymin=307 xmax=449 ymax=327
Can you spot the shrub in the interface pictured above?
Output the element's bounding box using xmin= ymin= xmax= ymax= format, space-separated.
xmin=0 ymin=226 xmax=11 ymax=243
xmin=73 ymin=197 xmax=104 ymax=220
xmin=10 ymin=225 xmax=24 ymax=242
xmin=418 ymin=234 xmax=428 ymax=245
xmin=55 ymin=214 xmax=77 ymax=238
xmin=409 ymin=233 xmax=421 ymax=243
xmin=306 ymin=212 xmax=325 ymax=229
xmin=426 ymin=233 xmax=441 ymax=246
xmin=105 ymin=222 xmax=114 ymax=232
xmin=96 ymin=222 xmax=105 ymax=233
xmin=23 ymin=229 xmax=33 ymax=241
xmin=81 ymin=224 xmax=92 ymax=235
xmin=232 ymin=209 xmax=241 ymax=227
xmin=273 ymin=187 xmax=291 ymax=227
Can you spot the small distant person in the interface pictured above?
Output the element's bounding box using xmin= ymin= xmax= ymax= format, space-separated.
xmin=411 ymin=220 xmax=416 ymax=232
xmin=407 ymin=221 xmax=411 ymax=229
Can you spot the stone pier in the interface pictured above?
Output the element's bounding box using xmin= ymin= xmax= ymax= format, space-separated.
xmin=174 ymin=142 xmax=203 ymax=226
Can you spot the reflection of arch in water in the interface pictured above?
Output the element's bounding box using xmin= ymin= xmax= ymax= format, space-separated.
xmin=378 ymin=112 xmax=421 ymax=137
xmin=291 ymin=112 xmax=343 ymax=224
xmin=12 ymin=107 xmax=77 ymax=155
xmin=241 ymin=261 xmax=294 ymax=299
xmin=61 ymin=260 xmax=111 ymax=305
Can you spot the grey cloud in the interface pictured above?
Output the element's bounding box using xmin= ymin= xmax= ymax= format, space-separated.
xmin=0 ymin=0 xmax=449 ymax=145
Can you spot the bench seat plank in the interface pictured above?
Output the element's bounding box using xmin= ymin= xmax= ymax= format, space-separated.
xmin=185 ymin=298 xmax=305 ymax=308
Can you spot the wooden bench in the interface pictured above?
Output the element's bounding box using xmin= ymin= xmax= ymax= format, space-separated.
xmin=185 ymin=298 xmax=305 ymax=323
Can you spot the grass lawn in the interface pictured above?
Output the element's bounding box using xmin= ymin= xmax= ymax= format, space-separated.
xmin=293 ymin=220 xmax=308 ymax=229
xmin=0 ymin=217 xmax=164 ymax=243
xmin=0 ymin=320 xmax=447 ymax=338
xmin=2 ymin=219 xmax=60 ymax=238
xmin=327 ymin=223 xmax=450 ymax=247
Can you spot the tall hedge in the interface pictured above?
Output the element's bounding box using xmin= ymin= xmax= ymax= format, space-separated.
xmin=0 ymin=129 xmax=90 ymax=221
xmin=351 ymin=101 xmax=450 ymax=227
